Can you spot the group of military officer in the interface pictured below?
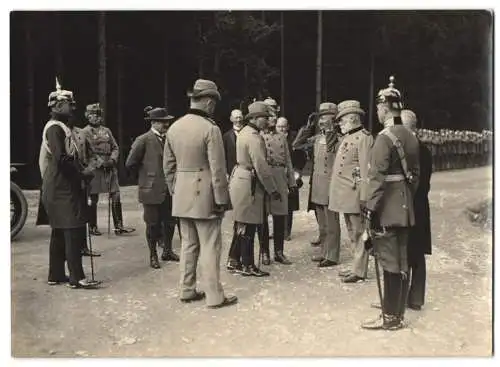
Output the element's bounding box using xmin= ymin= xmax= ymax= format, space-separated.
xmin=37 ymin=73 xmax=479 ymax=325
xmin=417 ymin=128 xmax=492 ymax=171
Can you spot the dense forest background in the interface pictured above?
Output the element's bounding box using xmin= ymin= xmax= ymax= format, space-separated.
xmin=10 ymin=10 xmax=493 ymax=188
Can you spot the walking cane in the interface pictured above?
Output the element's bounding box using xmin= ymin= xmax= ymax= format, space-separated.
xmin=86 ymin=186 xmax=96 ymax=282
xmin=373 ymin=252 xmax=385 ymax=323
xmin=364 ymin=230 xmax=385 ymax=323
xmin=106 ymin=169 xmax=111 ymax=237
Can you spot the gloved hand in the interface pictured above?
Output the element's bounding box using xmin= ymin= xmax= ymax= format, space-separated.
xmin=296 ymin=177 xmax=303 ymax=189
xmin=361 ymin=205 xmax=373 ymax=232
xmin=271 ymin=191 xmax=282 ymax=202
xmin=306 ymin=113 xmax=317 ymax=128
xmin=361 ymin=229 xmax=373 ymax=252
xmin=102 ymin=159 xmax=114 ymax=169
xmin=213 ymin=204 xmax=229 ymax=215
xmin=81 ymin=168 xmax=94 ymax=183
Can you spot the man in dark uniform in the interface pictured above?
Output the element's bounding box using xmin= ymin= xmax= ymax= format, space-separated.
xmin=37 ymin=103 xmax=101 ymax=257
xmin=276 ymin=117 xmax=308 ymax=241
xmin=223 ymin=109 xmax=244 ymax=175
xmin=40 ymin=83 xmax=101 ymax=289
xmin=223 ymin=108 xmax=244 ymax=272
xmin=82 ymin=103 xmax=134 ymax=236
xmin=361 ymin=77 xmax=420 ymax=330
xmin=401 ymin=109 xmax=432 ymax=310
xmin=125 ymin=107 xmax=180 ymax=269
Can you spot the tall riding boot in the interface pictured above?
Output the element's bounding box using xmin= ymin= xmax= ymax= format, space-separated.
xmin=362 ymin=271 xmax=404 ymax=330
xmin=273 ymin=215 xmax=291 ymax=264
xmin=227 ymin=223 xmax=242 ymax=272
xmin=161 ymin=221 xmax=179 ymax=261
xmin=240 ymin=229 xmax=269 ymax=277
xmin=88 ymin=194 xmax=101 ymax=236
xmin=399 ymin=273 xmax=410 ymax=320
xmin=112 ymin=200 xmax=135 ymax=235
xmin=257 ymin=220 xmax=270 ymax=265
xmin=146 ymin=225 xmax=160 ymax=269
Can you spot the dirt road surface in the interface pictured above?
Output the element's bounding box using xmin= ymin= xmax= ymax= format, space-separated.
xmin=11 ymin=167 xmax=493 ymax=357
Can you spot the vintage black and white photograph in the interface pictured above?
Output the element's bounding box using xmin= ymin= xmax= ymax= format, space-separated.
xmin=8 ymin=7 xmax=493 ymax=358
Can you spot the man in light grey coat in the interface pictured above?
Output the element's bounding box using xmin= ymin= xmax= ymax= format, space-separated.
xmin=163 ymin=79 xmax=237 ymax=309
xmin=329 ymin=100 xmax=374 ymax=283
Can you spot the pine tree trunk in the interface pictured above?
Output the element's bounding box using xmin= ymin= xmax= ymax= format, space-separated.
xmin=280 ymin=11 xmax=285 ymax=116
xmin=116 ymin=47 xmax=124 ymax=182
xmin=315 ymin=11 xmax=323 ymax=109
xmin=164 ymin=32 xmax=169 ymax=107
xmin=368 ymin=49 xmax=375 ymax=132
xmin=98 ymin=12 xmax=107 ymax=117
xmin=25 ymin=14 xmax=36 ymax=181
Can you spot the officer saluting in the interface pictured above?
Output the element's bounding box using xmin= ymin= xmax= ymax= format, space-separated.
xmin=82 ymin=103 xmax=135 ymax=236
xmin=361 ymin=76 xmax=420 ymax=330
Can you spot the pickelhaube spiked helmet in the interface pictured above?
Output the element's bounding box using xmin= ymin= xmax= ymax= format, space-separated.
xmin=48 ymin=77 xmax=75 ymax=107
xmin=376 ymin=75 xmax=403 ymax=110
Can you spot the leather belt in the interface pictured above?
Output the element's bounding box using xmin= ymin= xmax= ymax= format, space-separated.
xmin=235 ymin=163 xmax=253 ymax=171
xmin=384 ymin=174 xmax=405 ymax=182
xmin=177 ymin=168 xmax=205 ymax=172
xmin=268 ymin=162 xmax=286 ymax=167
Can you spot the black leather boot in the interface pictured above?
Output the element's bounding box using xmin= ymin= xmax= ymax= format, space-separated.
xmin=147 ymin=237 xmax=160 ymax=269
xmin=88 ymin=195 xmax=101 ymax=236
xmin=161 ymin=223 xmax=179 ymax=261
xmin=274 ymin=251 xmax=292 ymax=265
xmin=361 ymin=313 xmax=404 ymax=330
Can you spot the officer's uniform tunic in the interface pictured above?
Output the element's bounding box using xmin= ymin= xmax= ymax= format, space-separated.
xmin=293 ymin=125 xmax=339 ymax=250
xmin=328 ymin=126 xmax=373 ymax=274
xmin=364 ymin=118 xmax=420 ymax=318
xmin=229 ymin=125 xmax=278 ymax=224
xmin=82 ymin=125 xmax=120 ymax=194
xmin=164 ymin=109 xmax=231 ymax=306
xmin=258 ymin=130 xmax=296 ymax=258
xmin=261 ymin=131 xmax=295 ymax=215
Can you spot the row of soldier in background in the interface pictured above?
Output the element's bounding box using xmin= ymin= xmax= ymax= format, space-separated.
xmin=418 ymin=128 xmax=492 ymax=171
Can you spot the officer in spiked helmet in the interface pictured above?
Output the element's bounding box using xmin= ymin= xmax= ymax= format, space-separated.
xmin=361 ymin=76 xmax=420 ymax=330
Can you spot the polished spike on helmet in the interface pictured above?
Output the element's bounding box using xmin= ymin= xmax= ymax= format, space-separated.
xmin=376 ymin=75 xmax=403 ymax=110
xmin=48 ymin=77 xmax=75 ymax=107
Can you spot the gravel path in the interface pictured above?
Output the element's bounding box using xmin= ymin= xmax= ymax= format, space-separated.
xmin=11 ymin=167 xmax=493 ymax=357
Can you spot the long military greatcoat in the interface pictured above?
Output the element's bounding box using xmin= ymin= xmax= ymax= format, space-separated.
xmin=164 ymin=109 xmax=230 ymax=219
xmin=328 ymin=126 xmax=373 ymax=214
xmin=293 ymin=125 xmax=337 ymax=208
xmin=82 ymin=124 xmax=120 ymax=194
xmin=287 ymin=131 xmax=307 ymax=212
xmin=41 ymin=123 xmax=87 ymax=229
xmin=409 ymin=139 xmax=432 ymax=256
xmin=229 ymin=123 xmax=278 ymax=224
xmin=261 ymin=131 xmax=296 ymax=215
xmin=222 ymin=128 xmax=238 ymax=176
xmin=37 ymin=125 xmax=91 ymax=226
